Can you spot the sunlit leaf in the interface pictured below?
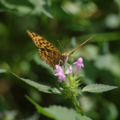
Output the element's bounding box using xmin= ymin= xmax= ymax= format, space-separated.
xmin=0 ymin=69 xmax=6 ymax=73
xmin=0 ymin=0 xmax=53 ymax=17
xmin=44 ymin=106 xmax=80 ymax=120
xmin=0 ymin=0 xmax=33 ymax=15
xmin=76 ymin=115 xmax=92 ymax=120
xmin=27 ymin=96 xmax=92 ymax=120
xmin=82 ymin=84 xmax=118 ymax=93
xmin=29 ymin=0 xmax=53 ymax=18
xmin=114 ymin=0 xmax=120 ymax=7
xmin=42 ymin=8 xmax=53 ymax=18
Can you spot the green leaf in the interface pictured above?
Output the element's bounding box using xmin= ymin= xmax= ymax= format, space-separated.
xmin=26 ymin=96 xmax=91 ymax=120
xmin=82 ymin=84 xmax=118 ymax=93
xmin=0 ymin=2 xmax=8 ymax=12
xmin=75 ymin=74 xmax=84 ymax=81
xmin=44 ymin=106 xmax=79 ymax=120
xmin=45 ymin=106 xmax=92 ymax=120
xmin=70 ymin=88 xmax=82 ymax=96
xmin=102 ymin=101 xmax=118 ymax=120
xmin=26 ymin=96 xmax=54 ymax=119
xmin=29 ymin=0 xmax=53 ymax=18
xmin=0 ymin=69 xmax=6 ymax=73
xmin=77 ymin=32 xmax=120 ymax=43
xmin=11 ymin=72 xmax=61 ymax=94
xmin=0 ymin=0 xmax=53 ymax=18
xmin=76 ymin=116 xmax=92 ymax=120
xmin=0 ymin=0 xmax=33 ymax=14
xmin=114 ymin=0 xmax=120 ymax=7
xmin=42 ymin=8 xmax=53 ymax=18
xmin=26 ymin=113 xmax=39 ymax=120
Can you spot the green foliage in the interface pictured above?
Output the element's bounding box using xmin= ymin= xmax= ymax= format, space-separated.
xmin=70 ymin=88 xmax=82 ymax=96
xmin=0 ymin=0 xmax=53 ymax=17
xmin=26 ymin=96 xmax=92 ymax=120
xmin=11 ymin=69 xmax=118 ymax=120
xmin=76 ymin=116 xmax=92 ymax=120
xmin=114 ymin=0 xmax=120 ymax=7
xmin=0 ymin=0 xmax=120 ymax=119
xmin=82 ymin=84 xmax=118 ymax=93
xmin=102 ymin=101 xmax=118 ymax=120
xmin=26 ymin=95 xmax=54 ymax=119
xmin=0 ymin=69 xmax=6 ymax=73
xmin=11 ymin=72 xmax=61 ymax=94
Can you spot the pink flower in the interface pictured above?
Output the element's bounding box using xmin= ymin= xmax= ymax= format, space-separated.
xmin=54 ymin=65 xmax=66 ymax=82
xmin=65 ymin=65 xmax=72 ymax=74
xmin=73 ymin=57 xmax=84 ymax=74
xmin=54 ymin=65 xmax=64 ymax=76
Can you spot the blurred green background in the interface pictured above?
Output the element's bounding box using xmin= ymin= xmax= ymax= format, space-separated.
xmin=0 ymin=0 xmax=120 ymax=120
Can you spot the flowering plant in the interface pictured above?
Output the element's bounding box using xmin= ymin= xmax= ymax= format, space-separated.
xmin=11 ymin=57 xmax=118 ymax=120
xmin=52 ymin=57 xmax=117 ymax=119
xmin=53 ymin=57 xmax=85 ymax=117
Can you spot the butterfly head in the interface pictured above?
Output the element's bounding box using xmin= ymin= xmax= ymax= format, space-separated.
xmin=60 ymin=52 xmax=69 ymax=66
xmin=62 ymin=52 xmax=68 ymax=57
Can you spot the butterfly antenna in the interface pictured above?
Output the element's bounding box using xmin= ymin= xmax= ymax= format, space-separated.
xmin=69 ymin=35 xmax=95 ymax=56
xmin=57 ymin=40 xmax=65 ymax=52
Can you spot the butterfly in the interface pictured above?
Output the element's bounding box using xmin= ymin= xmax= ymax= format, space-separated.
xmin=27 ymin=30 xmax=94 ymax=69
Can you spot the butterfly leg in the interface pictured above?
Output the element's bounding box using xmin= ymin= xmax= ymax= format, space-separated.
xmin=58 ymin=60 xmax=66 ymax=71
xmin=65 ymin=63 xmax=71 ymax=66
xmin=64 ymin=65 xmax=65 ymax=72
xmin=59 ymin=60 xmax=63 ymax=66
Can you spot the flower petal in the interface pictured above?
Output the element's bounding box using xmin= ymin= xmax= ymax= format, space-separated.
xmin=77 ymin=57 xmax=83 ymax=63
xmin=73 ymin=62 xmax=77 ymax=65
xmin=57 ymin=78 xmax=63 ymax=82
xmin=57 ymin=73 xmax=66 ymax=82
xmin=55 ymin=65 xmax=64 ymax=73
xmin=54 ymin=71 xmax=59 ymax=76
xmin=74 ymin=57 xmax=84 ymax=74
xmin=65 ymin=65 xmax=72 ymax=74
xmin=81 ymin=63 xmax=84 ymax=67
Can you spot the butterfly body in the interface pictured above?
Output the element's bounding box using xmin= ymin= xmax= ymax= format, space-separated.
xmin=60 ymin=52 xmax=69 ymax=66
xmin=27 ymin=30 xmax=94 ymax=69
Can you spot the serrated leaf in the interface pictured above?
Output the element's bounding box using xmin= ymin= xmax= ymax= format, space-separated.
xmin=82 ymin=84 xmax=118 ymax=93
xmin=76 ymin=116 xmax=92 ymax=120
xmin=26 ymin=96 xmax=54 ymax=119
xmin=70 ymin=88 xmax=82 ymax=95
xmin=11 ymin=72 xmax=61 ymax=94
xmin=26 ymin=96 xmax=91 ymax=120
xmin=44 ymin=106 xmax=91 ymax=120
xmin=0 ymin=69 xmax=6 ymax=73
xmin=44 ymin=106 xmax=79 ymax=120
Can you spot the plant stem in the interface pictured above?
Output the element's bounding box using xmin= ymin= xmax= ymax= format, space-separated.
xmin=72 ymin=96 xmax=85 ymax=120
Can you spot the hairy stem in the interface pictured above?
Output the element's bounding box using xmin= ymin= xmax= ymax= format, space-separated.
xmin=72 ymin=96 xmax=85 ymax=120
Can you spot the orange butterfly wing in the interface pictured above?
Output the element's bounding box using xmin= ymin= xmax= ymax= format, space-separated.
xmin=27 ymin=30 xmax=62 ymax=69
